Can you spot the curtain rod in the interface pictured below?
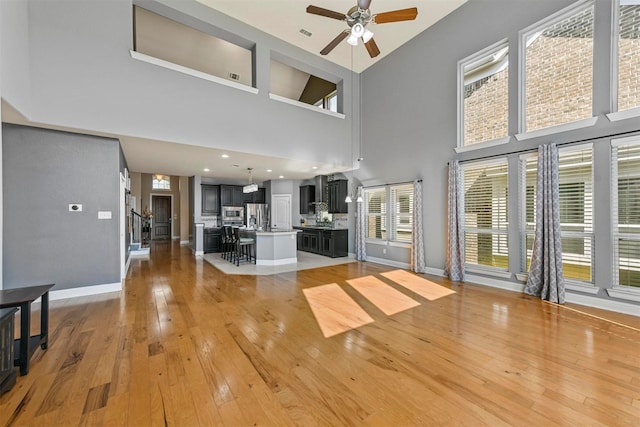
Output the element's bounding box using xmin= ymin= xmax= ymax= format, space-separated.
xmin=453 ymin=127 xmax=640 ymax=165
xmin=362 ymin=179 xmax=421 ymax=188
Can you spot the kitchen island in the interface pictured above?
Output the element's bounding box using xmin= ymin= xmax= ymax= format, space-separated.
xmin=243 ymin=229 xmax=300 ymax=265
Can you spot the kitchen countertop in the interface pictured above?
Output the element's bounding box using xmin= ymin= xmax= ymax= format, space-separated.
xmin=293 ymin=225 xmax=348 ymax=231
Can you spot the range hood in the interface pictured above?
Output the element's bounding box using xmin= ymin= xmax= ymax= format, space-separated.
xmin=314 ymin=175 xmax=328 ymax=204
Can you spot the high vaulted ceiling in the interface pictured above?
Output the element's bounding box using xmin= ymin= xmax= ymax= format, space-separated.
xmin=2 ymin=0 xmax=467 ymax=182
xmin=197 ymin=0 xmax=467 ymax=73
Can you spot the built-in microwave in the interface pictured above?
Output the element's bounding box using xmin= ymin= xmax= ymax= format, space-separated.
xmin=222 ymin=206 xmax=244 ymax=225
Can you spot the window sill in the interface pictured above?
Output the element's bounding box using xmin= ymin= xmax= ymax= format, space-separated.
xmin=606 ymin=287 xmax=640 ymax=303
xmin=515 ymin=117 xmax=598 ymax=141
xmin=565 ymin=281 xmax=600 ymax=295
xmin=465 ymin=265 xmax=512 ymax=279
xmin=130 ymin=51 xmax=259 ymax=95
xmin=607 ymin=107 xmax=640 ymax=122
xmin=455 ymin=136 xmax=510 ymax=154
xmin=269 ymin=93 xmax=346 ymax=119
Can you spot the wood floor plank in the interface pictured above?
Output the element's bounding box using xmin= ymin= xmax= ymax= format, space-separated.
xmin=347 ymin=275 xmax=421 ymax=315
xmin=302 ymin=283 xmax=374 ymax=337
xmin=1 ymin=241 xmax=638 ymax=426
xmin=381 ymin=269 xmax=456 ymax=300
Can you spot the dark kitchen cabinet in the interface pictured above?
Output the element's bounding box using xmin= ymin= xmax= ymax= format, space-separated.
xmin=243 ymin=187 xmax=266 ymax=204
xmin=204 ymin=228 xmax=222 ymax=253
xmin=294 ymin=227 xmax=347 ymax=257
xmin=328 ymin=180 xmax=348 ymax=213
xmin=299 ymin=185 xmax=315 ymax=214
xmin=322 ymin=229 xmax=348 ymax=257
xmin=221 ymin=185 xmax=243 ymax=206
xmin=201 ymin=185 xmax=220 ymax=215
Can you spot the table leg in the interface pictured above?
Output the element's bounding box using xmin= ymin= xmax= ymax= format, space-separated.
xmin=41 ymin=291 xmax=49 ymax=350
xmin=19 ymin=302 xmax=31 ymax=375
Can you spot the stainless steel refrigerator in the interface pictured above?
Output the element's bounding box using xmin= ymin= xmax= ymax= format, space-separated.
xmin=245 ymin=203 xmax=269 ymax=230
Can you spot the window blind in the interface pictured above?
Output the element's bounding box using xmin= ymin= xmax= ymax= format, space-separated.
xmin=391 ymin=184 xmax=413 ymax=243
xmin=558 ymin=145 xmax=593 ymax=282
xmin=520 ymin=155 xmax=538 ymax=272
xmin=612 ymin=139 xmax=640 ymax=288
xmin=462 ymin=159 xmax=509 ymax=270
xmin=365 ymin=188 xmax=387 ymax=240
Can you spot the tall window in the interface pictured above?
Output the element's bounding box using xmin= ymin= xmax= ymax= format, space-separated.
xmin=459 ymin=41 xmax=509 ymax=147
xmin=612 ymin=137 xmax=640 ymax=288
xmin=364 ymin=184 xmax=414 ymax=244
xmin=152 ymin=174 xmax=171 ymax=190
xmin=616 ymin=0 xmax=640 ymax=112
xmin=521 ymin=1 xmax=594 ymax=133
xmin=462 ymin=159 xmax=509 ymax=270
xmin=521 ymin=145 xmax=594 ymax=282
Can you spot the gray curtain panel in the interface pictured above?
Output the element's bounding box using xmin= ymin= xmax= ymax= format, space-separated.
xmin=411 ymin=179 xmax=426 ymax=273
xmin=445 ymin=160 xmax=465 ymax=281
xmin=355 ymin=185 xmax=366 ymax=261
xmin=525 ymin=144 xmax=565 ymax=304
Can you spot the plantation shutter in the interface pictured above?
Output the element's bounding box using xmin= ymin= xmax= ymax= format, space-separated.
xmin=391 ymin=184 xmax=413 ymax=243
xmin=557 ymin=145 xmax=593 ymax=282
xmin=462 ymin=159 xmax=509 ymax=270
xmin=365 ymin=188 xmax=386 ymax=240
xmin=612 ymin=139 xmax=640 ymax=288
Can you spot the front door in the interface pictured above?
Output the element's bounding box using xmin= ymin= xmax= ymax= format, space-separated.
xmin=152 ymin=195 xmax=171 ymax=240
xmin=271 ymin=194 xmax=291 ymax=231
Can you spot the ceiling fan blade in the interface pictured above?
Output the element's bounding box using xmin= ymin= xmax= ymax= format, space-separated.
xmin=364 ymin=38 xmax=380 ymax=58
xmin=373 ymin=7 xmax=418 ymax=24
xmin=358 ymin=0 xmax=372 ymax=10
xmin=320 ymin=30 xmax=349 ymax=55
xmin=306 ymin=5 xmax=346 ymax=21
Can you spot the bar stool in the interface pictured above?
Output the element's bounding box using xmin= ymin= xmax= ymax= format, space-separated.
xmin=221 ymin=226 xmax=233 ymax=261
xmin=233 ymin=227 xmax=255 ymax=266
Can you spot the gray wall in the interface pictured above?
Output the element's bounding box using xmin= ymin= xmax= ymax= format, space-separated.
xmin=1 ymin=0 xmax=357 ymax=171
xmin=361 ymin=0 xmax=639 ymax=306
xmin=2 ymin=124 xmax=121 ymax=290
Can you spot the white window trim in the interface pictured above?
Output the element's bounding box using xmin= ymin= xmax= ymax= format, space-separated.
xmin=130 ymin=50 xmax=259 ymax=95
xmin=457 ymin=39 xmax=510 ymax=150
xmin=454 ymin=136 xmax=511 ymax=153
xmin=461 ymin=158 xmax=510 ymax=274
xmin=610 ymin=0 xmax=640 ymax=116
xmin=515 ymin=117 xmax=598 ymax=141
xmin=517 ymin=0 xmax=595 ymax=135
xmin=610 ymin=135 xmax=640 ymax=299
xmin=269 ymin=93 xmax=346 ymax=119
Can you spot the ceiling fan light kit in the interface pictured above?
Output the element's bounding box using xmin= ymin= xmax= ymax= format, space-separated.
xmin=307 ymin=1 xmax=418 ymax=58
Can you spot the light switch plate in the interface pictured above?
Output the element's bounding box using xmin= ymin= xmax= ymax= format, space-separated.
xmin=69 ymin=204 xmax=82 ymax=212
xmin=98 ymin=211 xmax=112 ymax=219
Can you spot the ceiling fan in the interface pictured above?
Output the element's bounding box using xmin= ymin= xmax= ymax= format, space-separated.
xmin=306 ymin=0 xmax=418 ymax=58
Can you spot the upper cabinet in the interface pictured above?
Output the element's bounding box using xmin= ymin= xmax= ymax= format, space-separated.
xmin=201 ymin=184 xmax=220 ymax=215
xmin=243 ymin=188 xmax=266 ymax=204
xmin=221 ymin=185 xmax=244 ymax=206
xmin=300 ymin=185 xmax=315 ymax=214
xmin=328 ymin=180 xmax=348 ymax=214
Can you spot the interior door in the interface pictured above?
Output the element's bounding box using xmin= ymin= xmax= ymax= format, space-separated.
xmin=152 ymin=195 xmax=171 ymax=240
xmin=271 ymin=194 xmax=291 ymax=231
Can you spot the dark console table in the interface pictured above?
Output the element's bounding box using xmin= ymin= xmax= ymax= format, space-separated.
xmin=0 ymin=307 xmax=18 ymax=395
xmin=0 ymin=284 xmax=54 ymax=375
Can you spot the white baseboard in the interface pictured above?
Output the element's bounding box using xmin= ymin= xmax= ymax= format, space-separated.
xmin=194 ymin=250 xmax=204 ymax=256
xmin=365 ymin=256 xmax=410 ymax=270
xmin=172 ymin=236 xmax=179 ymax=240
xmin=180 ymin=240 xmax=190 ymax=246
xmin=49 ymin=282 xmax=122 ymax=301
xmin=424 ymin=267 xmax=446 ymax=277
xmin=465 ymin=273 xmax=525 ymax=293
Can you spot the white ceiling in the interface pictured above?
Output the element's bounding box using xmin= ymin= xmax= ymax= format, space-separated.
xmin=197 ymin=0 xmax=468 ymax=73
xmin=2 ymin=0 xmax=467 ymax=183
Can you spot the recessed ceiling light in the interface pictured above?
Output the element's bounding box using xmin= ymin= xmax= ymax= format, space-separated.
xmin=312 ymin=166 xmax=318 ymax=170
xmin=266 ymin=169 xmax=272 ymax=172
xmin=203 ymin=168 xmax=210 ymax=172
xmin=279 ymin=175 xmax=284 ymax=179
xmin=233 ymin=164 xmax=239 ymax=167
xmin=221 ymin=154 xmax=229 ymax=158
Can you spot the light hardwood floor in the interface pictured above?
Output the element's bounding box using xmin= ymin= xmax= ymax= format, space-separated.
xmin=1 ymin=241 xmax=639 ymax=426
